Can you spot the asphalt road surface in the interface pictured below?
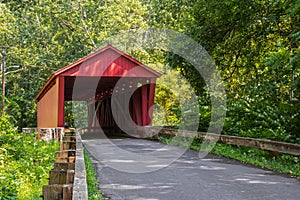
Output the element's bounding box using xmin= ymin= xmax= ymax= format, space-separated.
xmin=82 ymin=135 xmax=300 ymax=200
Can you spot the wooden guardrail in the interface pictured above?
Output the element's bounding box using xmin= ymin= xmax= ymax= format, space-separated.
xmin=144 ymin=127 xmax=300 ymax=156
xmin=41 ymin=129 xmax=88 ymax=200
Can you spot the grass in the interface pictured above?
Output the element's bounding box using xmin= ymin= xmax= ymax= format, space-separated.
xmin=158 ymin=135 xmax=300 ymax=178
xmin=211 ymin=143 xmax=300 ymax=177
xmin=84 ymin=149 xmax=103 ymax=200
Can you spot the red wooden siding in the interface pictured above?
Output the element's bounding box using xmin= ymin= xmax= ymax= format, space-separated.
xmin=37 ymin=77 xmax=60 ymax=134
xmin=60 ymin=49 xmax=158 ymax=78
xmin=36 ymin=45 xmax=161 ymax=134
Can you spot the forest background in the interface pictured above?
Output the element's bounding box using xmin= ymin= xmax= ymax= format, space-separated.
xmin=0 ymin=0 xmax=299 ymax=143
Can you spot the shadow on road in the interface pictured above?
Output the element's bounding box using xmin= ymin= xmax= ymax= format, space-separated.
xmin=81 ymin=133 xmax=300 ymax=200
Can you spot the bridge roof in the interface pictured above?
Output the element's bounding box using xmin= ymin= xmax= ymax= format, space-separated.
xmin=36 ymin=45 xmax=161 ymax=102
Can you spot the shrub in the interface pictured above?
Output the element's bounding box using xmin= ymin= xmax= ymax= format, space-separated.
xmin=0 ymin=115 xmax=59 ymax=199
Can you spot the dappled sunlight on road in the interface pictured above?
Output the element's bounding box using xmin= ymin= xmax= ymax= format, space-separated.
xmin=83 ymin=138 xmax=300 ymax=200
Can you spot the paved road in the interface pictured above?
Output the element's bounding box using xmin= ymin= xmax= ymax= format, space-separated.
xmin=82 ymin=135 xmax=300 ymax=200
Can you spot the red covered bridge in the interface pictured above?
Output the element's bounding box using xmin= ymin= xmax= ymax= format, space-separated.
xmin=35 ymin=45 xmax=161 ymax=135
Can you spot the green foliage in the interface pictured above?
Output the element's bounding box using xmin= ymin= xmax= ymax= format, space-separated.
xmin=153 ymin=84 xmax=181 ymax=126
xmin=186 ymin=0 xmax=300 ymax=141
xmin=0 ymin=115 xmax=59 ymax=199
xmin=84 ymin=150 xmax=103 ymax=200
xmin=224 ymin=97 xmax=300 ymax=143
xmin=197 ymin=93 xmax=211 ymax=132
xmin=144 ymin=0 xmax=196 ymax=31
xmin=64 ymin=101 xmax=75 ymax=128
xmin=0 ymin=0 xmax=299 ymax=144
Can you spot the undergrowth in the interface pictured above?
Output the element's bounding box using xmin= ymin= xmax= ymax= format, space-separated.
xmin=211 ymin=143 xmax=300 ymax=177
xmin=84 ymin=149 xmax=103 ymax=200
xmin=0 ymin=115 xmax=59 ymax=199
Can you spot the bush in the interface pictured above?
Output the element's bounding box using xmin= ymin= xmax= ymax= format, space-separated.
xmin=0 ymin=115 xmax=59 ymax=199
xmin=223 ymin=97 xmax=300 ymax=143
